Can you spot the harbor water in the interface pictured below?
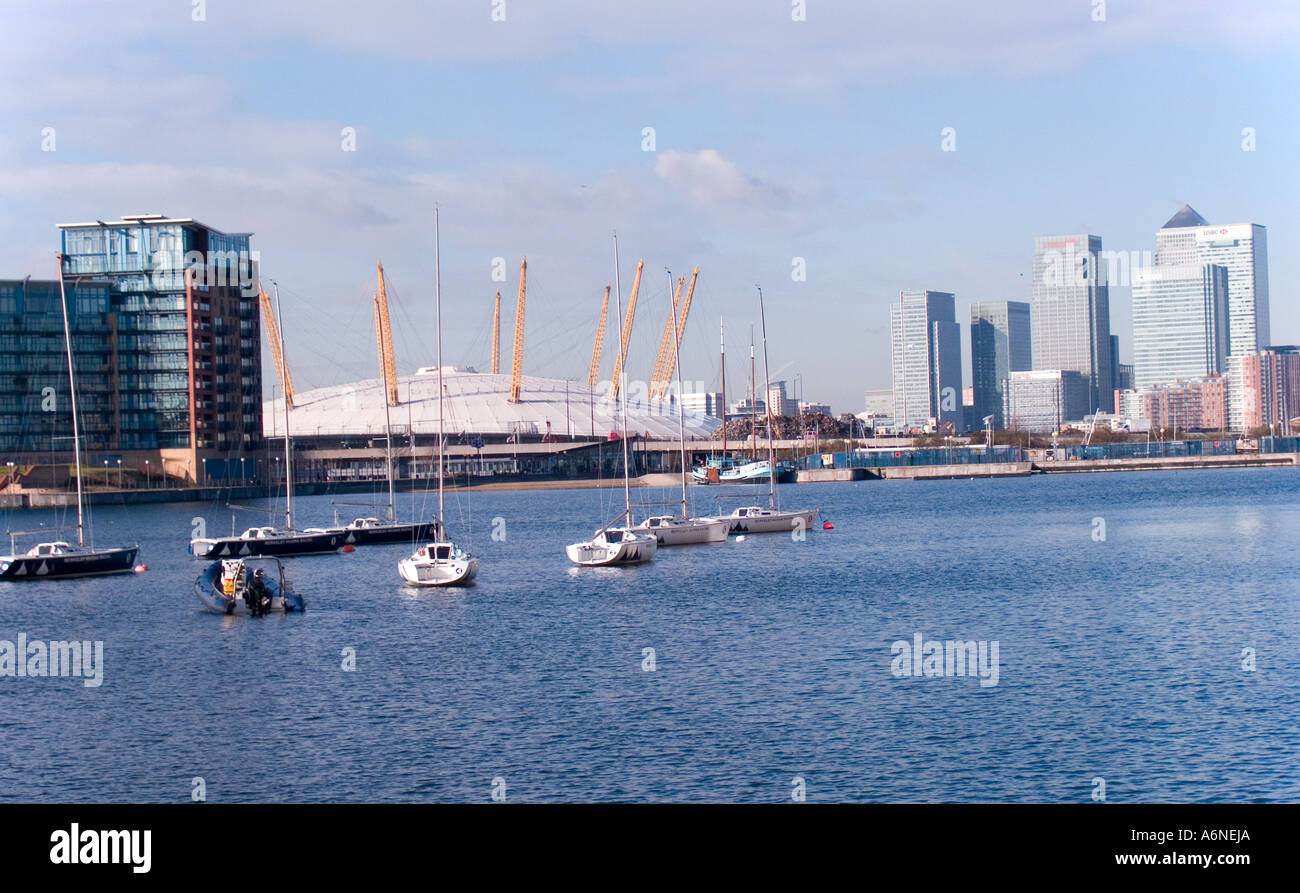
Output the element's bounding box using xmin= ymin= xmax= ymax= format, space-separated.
xmin=1 ymin=468 xmax=1298 ymax=802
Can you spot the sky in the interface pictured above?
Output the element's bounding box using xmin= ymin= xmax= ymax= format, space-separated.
xmin=1 ymin=0 xmax=1297 ymax=413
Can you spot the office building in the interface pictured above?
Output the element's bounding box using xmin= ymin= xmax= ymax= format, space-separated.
xmin=680 ymin=391 xmax=723 ymax=420
xmin=1004 ymin=369 xmax=1090 ymax=433
xmin=1031 ymin=234 xmax=1114 ymax=412
xmin=890 ymin=289 xmax=961 ymax=430
xmin=970 ymin=300 xmax=1031 ymax=428
xmin=1155 ymin=206 xmax=1269 ymax=357
xmin=1131 ymin=263 xmax=1229 ymax=387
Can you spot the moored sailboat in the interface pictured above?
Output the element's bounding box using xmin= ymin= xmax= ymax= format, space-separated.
xmin=568 ymin=232 xmax=657 ymax=566
xmin=0 ymin=255 xmax=140 ymax=580
xmin=189 ymin=283 xmax=341 ymax=560
xmin=398 ymin=207 xmax=479 ymax=587
xmin=708 ymin=286 xmax=819 ymax=536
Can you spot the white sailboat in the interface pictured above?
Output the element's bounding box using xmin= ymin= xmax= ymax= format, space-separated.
xmin=567 ymin=232 xmax=658 ymax=566
xmin=398 ymin=207 xmax=479 ymax=586
xmin=710 ymin=286 xmax=819 ymax=536
xmin=635 ymin=268 xmax=727 ymax=546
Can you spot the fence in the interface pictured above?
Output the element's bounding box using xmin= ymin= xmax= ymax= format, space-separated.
xmin=1258 ymin=437 xmax=1300 ymax=454
xmin=1061 ymin=439 xmax=1237 ymax=460
xmin=796 ymin=446 xmax=1025 ymax=470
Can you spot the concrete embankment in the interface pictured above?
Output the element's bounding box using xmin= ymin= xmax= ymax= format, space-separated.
xmin=878 ymin=461 xmax=1034 ymax=480
xmin=796 ymin=468 xmax=874 ymax=482
xmin=1033 ymin=453 xmax=1299 ymax=474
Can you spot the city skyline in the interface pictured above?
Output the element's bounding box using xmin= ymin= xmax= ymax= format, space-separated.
xmin=1 ymin=2 xmax=1297 ymax=412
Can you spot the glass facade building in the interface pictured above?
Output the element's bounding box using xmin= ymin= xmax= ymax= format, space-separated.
xmin=1030 ymin=234 xmax=1114 ymax=412
xmin=969 ymin=300 xmax=1031 ymax=429
xmin=1004 ymin=370 xmax=1090 ymax=433
xmin=1131 ymin=263 xmax=1229 ymax=388
xmin=0 ymin=215 xmax=263 ymax=479
xmin=890 ymin=290 xmax=961 ymax=431
xmin=0 ymin=278 xmax=115 ymax=453
xmin=1155 ymin=209 xmax=1269 ymax=359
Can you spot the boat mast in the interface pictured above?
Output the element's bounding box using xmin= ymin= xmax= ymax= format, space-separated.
xmin=749 ymin=327 xmax=757 ymax=460
xmin=435 ymin=206 xmax=445 ymax=526
xmin=667 ymin=269 xmax=688 ymax=519
xmin=720 ymin=317 xmax=727 ymax=461
xmin=757 ymin=286 xmax=778 ymax=511
xmin=272 ymin=282 xmax=293 ymax=529
xmin=54 ymin=255 xmax=85 ymax=547
xmin=612 ymin=232 xmax=632 ymax=524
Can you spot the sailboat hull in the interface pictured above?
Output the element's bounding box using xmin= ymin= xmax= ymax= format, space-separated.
xmin=716 ymin=509 xmax=820 ymax=535
xmin=0 ymin=546 xmax=139 ymax=580
xmin=638 ymin=518 xmax=729 ymax=545
xmin=190 ymin=532 xmax=342 ymax=560
xmin=566 ymin=533 xmax=658 ymax=566
xmin=338 ymin=521 xmax=442 ymax=546
xmin=398 ymin=555 xmax=479 ymax=586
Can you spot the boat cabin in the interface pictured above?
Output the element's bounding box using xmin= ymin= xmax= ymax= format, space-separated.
xmin=240 ymin=527 xmax=278 ymax=539
xmin=25 ymin=542 xmax=73 ymax=556
xmin=347 ymin=518 xmax=382 ymax=529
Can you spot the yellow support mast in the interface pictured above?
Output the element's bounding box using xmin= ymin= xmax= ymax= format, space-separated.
xmin=648 ymin=274 xmax=684 ymax=401
xmin=259 ymin=286 xmax=295 ymax=408
xmin=375 ymin=261 xmax=399 ymax=406
xmin=508 ymin=257 xmax=526 ymax=403
xmin=490 ymin=290 xmax=502 ymax=375
xmin=661 ymin=265 xmax=699 ymax=401
xmin=610 ymin=260 xmax=643 ymax=401
xmin=587 ymin=284 xmax=610 ymax=387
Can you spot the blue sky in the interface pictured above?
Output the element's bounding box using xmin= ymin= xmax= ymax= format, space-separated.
xmin=1 ymin=0 xmax=1296 ymax=411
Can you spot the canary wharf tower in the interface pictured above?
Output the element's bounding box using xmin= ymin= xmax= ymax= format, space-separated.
xmin=1030 ymin=234 xmax=1114 ymax=413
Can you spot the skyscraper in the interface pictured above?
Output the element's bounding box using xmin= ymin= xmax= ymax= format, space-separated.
xmin=890 ymin=289 xmax=961 ymax=430
xmin=969 ymin=300 xmax=1031 ymax=428
xmin=1131 ymin=263 xmax=1229 ymax=387
xmin=1031 ymin=234 xmax=1114 ymax=412
xmin=1155 ymin=205 xmax=1269 ymax=357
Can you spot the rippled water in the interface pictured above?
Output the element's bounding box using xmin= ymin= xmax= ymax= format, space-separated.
xmin=1 ymin=468 xmax=1298 ymax=803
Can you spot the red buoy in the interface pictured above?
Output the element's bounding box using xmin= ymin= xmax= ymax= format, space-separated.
xmin=822 ymin=522 xmax=834 ymax=530
xmin=342 ymin=544 xmax=356 ymax=553
xmin=133 ymin=564 xmax=148 ymax=572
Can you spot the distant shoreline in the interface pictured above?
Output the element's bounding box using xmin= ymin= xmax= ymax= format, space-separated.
xmin=2 ymin=454 xmax=1296 ymax=509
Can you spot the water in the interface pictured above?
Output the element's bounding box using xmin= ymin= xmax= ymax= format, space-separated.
xmin=1 ymin=469 xmax=1298 ymax=803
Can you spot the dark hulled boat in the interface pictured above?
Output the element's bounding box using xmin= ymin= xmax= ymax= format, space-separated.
xmin=0 ymin=541 xmax=140 ymax=580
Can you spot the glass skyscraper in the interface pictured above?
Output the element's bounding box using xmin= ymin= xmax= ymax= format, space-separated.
xmin=1131 ymin=263 xmax=1229 ymax=387
xmin=1155 ymin=207 xmax=1269 ymax=358
xmin=1030 ymin=234 xmax=1114 ymax=412
xmin=970 ymin=300 xmax=1031 ymax=429
xmin=0 ymin=214 xmax=264 ymax=481
xmin=890 ymin=289 xmax=961 ymax=431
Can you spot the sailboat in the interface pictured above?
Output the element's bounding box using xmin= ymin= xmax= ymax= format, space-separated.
xmin=189 ymin=283 xmax=342 ymax=559
xmin=398 ymin=207 xmax=479 ymax=586
xmin=318 ymin=265 xmax=441 ymax=547
xmin=566 ymin=233 xmax=658 ymax=566
xmin=708 ymin=287 xmax=818 ymax=535
xmin=635 ymin=270 xmax=727 ymax=546
xmin=0 ymin=255 xmax=141 ymax=580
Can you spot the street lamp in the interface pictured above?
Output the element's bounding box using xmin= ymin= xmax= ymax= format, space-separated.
xmin=144 ymin=459 xmax=150 ymax=489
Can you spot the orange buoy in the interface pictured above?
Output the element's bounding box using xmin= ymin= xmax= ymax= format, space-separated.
xmin=133 ymin=564 xmax=148 ymax=572
xmin=342 ymin=544 xmax=356 ymax=553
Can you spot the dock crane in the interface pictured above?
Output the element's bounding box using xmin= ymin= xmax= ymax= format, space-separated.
xmin=587 ymin=284 xmax=610 ymax=387
xmin=490 ymin=290 xmax=501 ymax=375
xmin=508 ymin=257 xmax=526 ymax=403
xmin=649 ymin=266 xmax=698 ymax=401
xmin=259 ymin=286 xmax=295 ymax=408
xmin=375 ymin=261 xmax=399 ymax=405
xmin=610 ymin=260 xmax=643 ymax=401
